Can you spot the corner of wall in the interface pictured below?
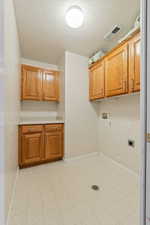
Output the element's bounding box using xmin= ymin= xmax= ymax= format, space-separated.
xmin=4 ymin=0 xmax=21 ymax=222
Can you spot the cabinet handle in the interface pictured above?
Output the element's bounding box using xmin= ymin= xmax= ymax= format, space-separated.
xmin=123 ymin=80 xmax=127 ymax=92
xmin=131 ymin=79 xmax=134 ymax=91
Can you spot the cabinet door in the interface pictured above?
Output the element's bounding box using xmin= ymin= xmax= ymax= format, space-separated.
xmin=105 ymin=44 xmax=128 ymax=97
xmin=89 ymin=61 xmax=105 ymax=100
xmin=21 ymin=65 xmax=42 ymax=100
xmin=21 ymin=132 xmax=44 ymax=165
xmin=129 ymin=33 xmax=141 ymax=93
xmin=43 ymin=70 xmax=59 ymax=101
xmin=45 ymin=131 xmax=63 ymax=160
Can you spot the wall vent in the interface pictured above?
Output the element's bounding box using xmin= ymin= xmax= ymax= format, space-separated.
xmin=104 ymin=25 xmax=121 ymax=40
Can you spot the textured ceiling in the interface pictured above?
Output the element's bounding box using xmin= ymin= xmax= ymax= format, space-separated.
xmin=14 ymin=0 xmax=140 ymax=64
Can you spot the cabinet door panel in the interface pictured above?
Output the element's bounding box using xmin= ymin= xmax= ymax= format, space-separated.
xmin=89 ymin=62 xmax=105 ymax=100
xmin=43 ymin=71 xmax=59 ymax=101
xmin=21 ymin=132 xmax=44 ymax=165
xmin=129 ymin=33 xmax=141 ymax=92
xmin=105 ymin=44 xmax=128 ymax=97
xmin=45 ymin=131 xmax=63 ymax=160
xmin=22 ymin=65 xmax=42 ymax=100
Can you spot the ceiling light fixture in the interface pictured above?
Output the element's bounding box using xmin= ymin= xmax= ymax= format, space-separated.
xmin=65 ymin=6 xmax=84 ymax=28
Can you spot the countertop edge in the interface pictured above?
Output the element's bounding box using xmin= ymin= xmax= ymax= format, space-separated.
xmin=19 ymin=121 xmax=64 ymax=125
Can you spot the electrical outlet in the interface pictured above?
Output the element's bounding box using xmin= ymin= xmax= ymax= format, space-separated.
xmin=128 ymin=139 xmax=135 ymax=148
xmin=102 ymin=113 xmax=109 ymax=119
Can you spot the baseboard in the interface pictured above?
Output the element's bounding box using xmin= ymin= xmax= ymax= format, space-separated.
xmin=6 ymin=167 xmax=19 ymax=225
xmin=100 ymin=152 xmax=139 ymax=177
xmin=63 ymin=152 xmax=99 ymax=162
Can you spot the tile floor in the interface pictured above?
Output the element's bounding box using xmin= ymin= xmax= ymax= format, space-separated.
xmin=8 ymin=154 xmax=140 ymax=225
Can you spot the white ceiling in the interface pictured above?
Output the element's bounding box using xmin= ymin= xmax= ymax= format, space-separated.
xmin=14 ymin=0 xmax=140 ymax=64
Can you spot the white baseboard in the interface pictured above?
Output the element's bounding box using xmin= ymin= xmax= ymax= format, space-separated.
xmin=100 ymin=152 xmax=139 ymax=177
xmin=63 ymin=152 xmax=99 ymax=162
xmin=64 ymin=152 xmax=139 ymax=177
xmin=6 ymin=167 xmax=19 ymax=225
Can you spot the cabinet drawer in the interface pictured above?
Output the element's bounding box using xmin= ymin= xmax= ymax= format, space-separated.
xmin=21 ymin=125 xmax=43 ymax=134
xmin=45 ymin=124 xmax=63 ymax=132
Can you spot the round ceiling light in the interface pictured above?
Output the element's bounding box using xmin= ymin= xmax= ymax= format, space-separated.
xmin=65 ymin=6 xmax=84 ymax=28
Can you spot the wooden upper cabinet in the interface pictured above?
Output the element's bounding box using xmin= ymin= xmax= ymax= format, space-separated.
xmin=43 ymin=70 xmax=59 ymax=101
xmin=89 ymin=61 xmax=105 ymax=100
xmin=21 ymin=65 xmax=42 ymax=100
xmin=129 ymin=32 xmax=141 ymax=93
xmin=89 ymin=30 xmax=140 ymax=100
xmin=105 ymin=43 xmax=128 ymax=97
xmin=21 ymin=65 xmax=59 ymax=101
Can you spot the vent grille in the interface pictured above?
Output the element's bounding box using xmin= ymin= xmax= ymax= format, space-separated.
xmin=104 ymin=25 xmax=121 ymax=40
xmin=112 ymin=26 xmax=120 ymax=34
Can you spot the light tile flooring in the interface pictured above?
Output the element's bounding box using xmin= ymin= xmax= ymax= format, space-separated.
xmin=8 ymin=154 xmax=139 ymax=225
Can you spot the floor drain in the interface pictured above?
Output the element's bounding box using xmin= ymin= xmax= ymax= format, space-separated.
xmin=91 ymin=185 xmax=99 ymax=191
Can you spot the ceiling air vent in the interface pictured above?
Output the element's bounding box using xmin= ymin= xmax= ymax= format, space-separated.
xmin=104 ymin=25 xmax=121 ymax=40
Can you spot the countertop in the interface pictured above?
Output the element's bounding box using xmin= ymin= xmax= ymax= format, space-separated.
xmin=19 ymin=117 xmax=64 ymax=125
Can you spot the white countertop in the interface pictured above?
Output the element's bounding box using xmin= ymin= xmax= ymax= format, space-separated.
xmin=19 ymin=117 xmax=64 ymax=125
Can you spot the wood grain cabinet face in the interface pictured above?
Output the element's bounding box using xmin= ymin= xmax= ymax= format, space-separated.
xmin=129 ymin=33 xmax=141 ymax=93
xmin=45 ymin=131 xmax=63 ymax=160
xmin=105 ymin=44 xmax=128 ymax=97
xmin=89 ymin=62 xmax=105 ymax=100
xmin=21 ymin=65 xmax=59 ymax=101
xmin=89 ymin=31 xmax=140 ymax=100
xmin=21 ymin=132 xmax=44 ymax=165
xmin=21 ymin=65 xmax=42 ymax=100
xmin=19 ymin=124 xmax=64 ymax=168
xmin=43 ymin=71 xmax=59 ymax=101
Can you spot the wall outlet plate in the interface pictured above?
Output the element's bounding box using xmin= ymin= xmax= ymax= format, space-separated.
xmin=102 ymin=113 xmax=109 ymax=119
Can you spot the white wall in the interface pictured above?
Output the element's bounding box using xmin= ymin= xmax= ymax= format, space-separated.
xmin=98 ymin=94 xmax=140 ymax=173
xmin=0 ymin=72 xmax=5 ymax=225
xmin=65 ymin=52 xmax=99 ymax=159
xmin=57 ymin=55 xmax=65 ymax=120
xmin=56 ymin=51 xmax=140 ymax=174
xmin=146 ymin=0 xmax=150 ymax=223
xmin=0 ymin=0 xmax=4 ymax=67
xmin=4 ymin=0 xmax=20 ymax=223
xmin=20 ymin=101 xmax=58 ymax=119
xmin=20 ymin=58 xmax=59 ymax=120
xmin=0 ymin=2 xmax=5 ymax=224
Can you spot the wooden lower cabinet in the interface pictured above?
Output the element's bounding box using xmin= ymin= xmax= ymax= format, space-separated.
xmin=45 ymin=131 xmax=63 ymax=160
xmin=21 ymin=132 xmax=44 ymax=165
xmin=19 ymin=124 xmax=64 ymax=168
